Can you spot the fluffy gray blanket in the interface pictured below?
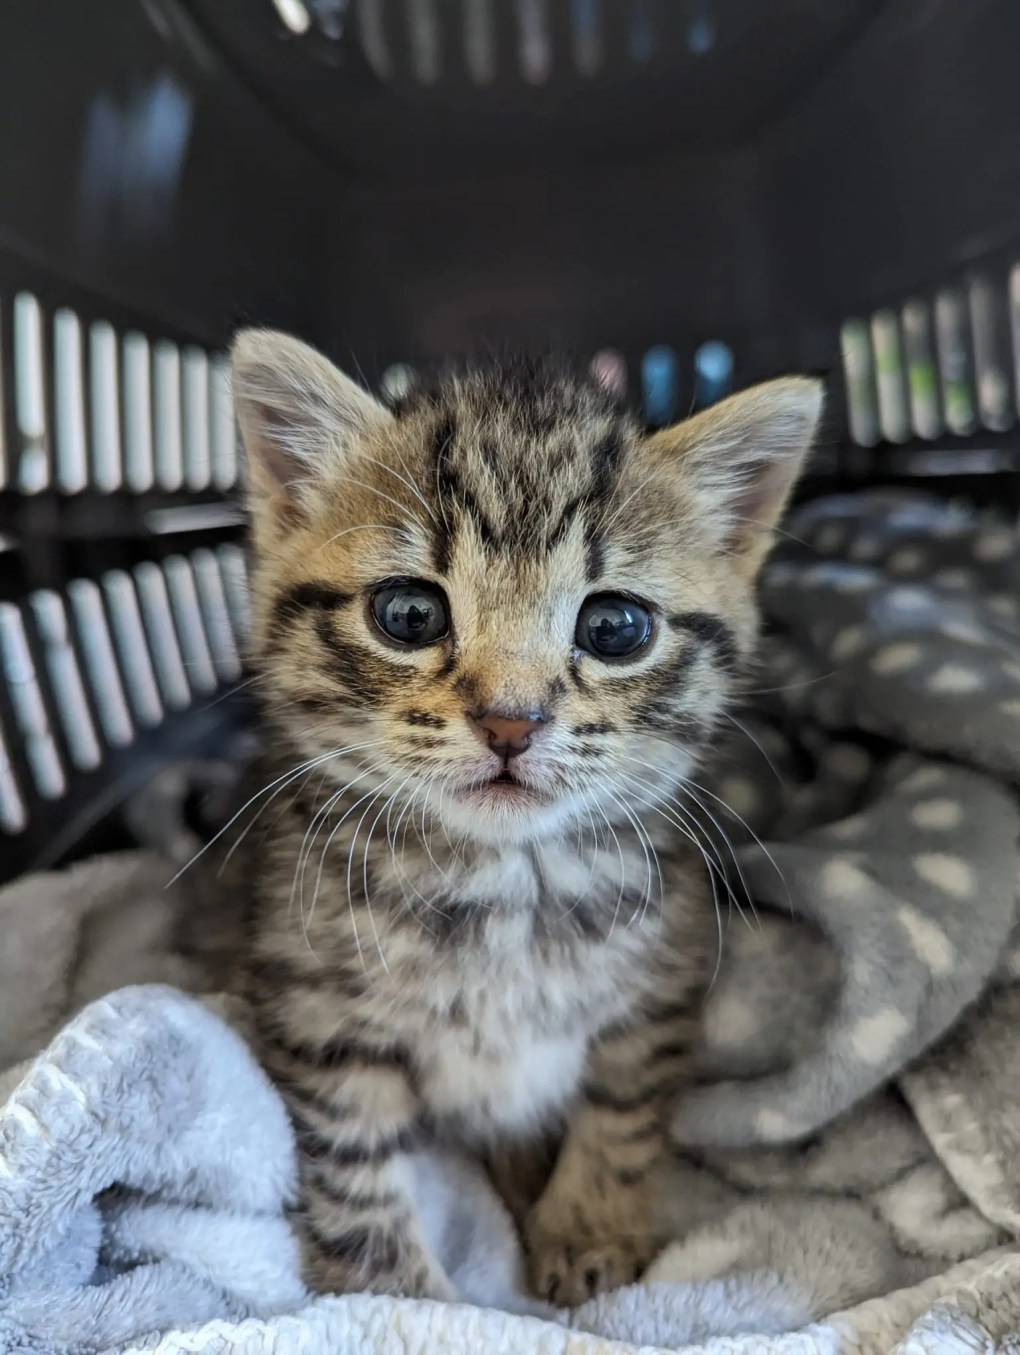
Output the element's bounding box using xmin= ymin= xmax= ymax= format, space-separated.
xmin=1 ymin=490 xmax=1020 ymax=1354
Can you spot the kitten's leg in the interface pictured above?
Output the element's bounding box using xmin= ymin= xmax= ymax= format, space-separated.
xmin=525 ymin=1003 xmax=696 ymax=1306
xmin=267 ymin=1036 xmax=455 ymax=1300
xmin=485 ymin=1133 xmax=559 ymax=1229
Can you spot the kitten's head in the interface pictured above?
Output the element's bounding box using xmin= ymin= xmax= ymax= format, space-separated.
xmin=234 ymin=332 xmax=822 ymax=847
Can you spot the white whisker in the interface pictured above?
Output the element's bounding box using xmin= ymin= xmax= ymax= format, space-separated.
xmin=356 ymin=451 xmax=440 ymax=528
xmin=168 ymin=737 xmax=386 ymax=885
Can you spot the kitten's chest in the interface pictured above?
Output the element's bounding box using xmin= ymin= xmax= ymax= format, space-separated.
xmin=413 ymin=934 xmax=622 ymax=1143
xmin=419 ymin=987 xmax=589 ymax=1143
xmin=388 ymin=847 xmax=647 ymax=1142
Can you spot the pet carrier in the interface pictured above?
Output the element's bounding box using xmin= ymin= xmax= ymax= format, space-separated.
xmin=0 ymin=0 xmax=1017 ymax=883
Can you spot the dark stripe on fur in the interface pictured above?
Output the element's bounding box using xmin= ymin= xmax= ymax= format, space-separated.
xmin=588 ymin=424 xmax=628 ymax=506
xmin=287 ymin=1113 xmax=343 ymax=1160
xmin=272 ymin=583 xmax=354 ymax=633
xmin=263 ymin=1029 xmax=411 ymax=1074
xmin=567 ymin=654 xmax=591 ymax=693
xmin=317 ymin=630 xmax=404 ymax=709
xmin=428 ymin=415 xmax=458 ymax=574
xmin=443 ymin=464 xmax=500 ymax=551
xmin=642 ymin=999 xmax=696 ymax=1026
xmin=452 ymin=671 xmax=480 ymax=705
xmin=283 ymin=1082 xmax=359 ymax=1123
xmin=544 ymin=676 xmax=568 ymax=704
xmin=247 ymin=955 xmax=361 ymax=994
xmin=305 ymin=1221 xmax=403 ymax=1270
xmin=646 ymin=1038 xmax=692 ymax=1064
xmin=296 ymin=1124 xmax=419 ymax=1167
xmin=307 ymin=1176 xmax=401 ymax=1212
xmin=545 ymin=493 xmax=588 ymax=553
xmin=428 ymin=411 xmax=502 ymax=559
xmin=404 ymin=710 xmax=446 ymax=728
xmin=584 ymin=520 xmax=605 ymax=582
xmin=583 ymin=1077 xmax=680 ymax=1114
xmin=597 ymin=1001 xmax=692 ymax=1042
xmin=667 ymin=611 xmax=739 ymax=672
xmin=606 ymin=1118 xmax=663 ymax=1145
xmin=611 ymin=1166 xmax=649 ymax=1188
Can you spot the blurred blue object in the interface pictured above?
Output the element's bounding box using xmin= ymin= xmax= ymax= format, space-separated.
xmin=642 ymin=345 xmax=677 ymax=424
xmin=694 ymin=340 xmax=734 ymax=407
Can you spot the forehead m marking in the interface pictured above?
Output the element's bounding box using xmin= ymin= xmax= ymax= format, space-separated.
xmin=424 ymin=404 xmax=630 ymax=575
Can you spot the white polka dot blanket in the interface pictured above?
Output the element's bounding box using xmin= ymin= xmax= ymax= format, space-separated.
xmin=1 ymin=490 xmax=1019 ymax=1354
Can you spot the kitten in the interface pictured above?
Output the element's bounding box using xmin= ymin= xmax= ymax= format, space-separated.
xmin=227 ymin=331 xmax=822 ymax=1305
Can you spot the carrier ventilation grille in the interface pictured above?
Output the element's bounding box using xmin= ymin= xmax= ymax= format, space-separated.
xmin=0 ymin=287 xmax=247 ymax=852
xmin=268 ymin=0 xmax=717 ymax=84
xmin=3 ymin=292 xmax=239 ymax=494
xmin=0 ymin=546 xmax=248 ymax=836
xmin=841 ymin=267 xmax=1020 ymax=452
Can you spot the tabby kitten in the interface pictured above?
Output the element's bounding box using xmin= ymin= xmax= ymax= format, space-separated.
xmin=229 ymin=331 xmax=822 ymax=1306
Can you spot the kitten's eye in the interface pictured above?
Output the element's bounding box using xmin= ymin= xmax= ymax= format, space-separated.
xmin=576 ymin=594 xmax=652 ymax=659
xmin=371 ymin=581 xmax=449 ymax=646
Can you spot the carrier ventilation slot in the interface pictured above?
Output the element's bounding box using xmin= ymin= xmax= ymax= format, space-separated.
xmin=163 ymin=555 xmax=219 ymax=696
xmin=572 ymin=0 xmax=602 ymax=76
xmin=153 ymin=340 xmax=185 ymax=491
xmin=842 ymin=266 xmax=1020 ymax=447
xmin=380 ymin=363 xmax=416 ymax=406
xmin=210 ymin=357 xmax=239 ymax=491
xmin=694 ymin=341 xmax=734 ymax=409
xmin=133 ymin=562 xmax=192 ymax=711
xmin=591 ymin=349 xmax=627 ymax=399
xmin=0 ymin=299 xmax=8 ymax=489
xmin=14 ymin=292 xmax=51 ymax=493
xmin=0 ymin=722 xmax=27 ymax=833
xmin=191 ymin=547 xmax=243 ymax=684
xmin=102 ymin=570 xmax=166 ymax=728
xmin=517 ymin=0 xmax=552 ymax=85
xmin=463 ymin=0 xmax=496 ymax=85
xmin=29 ymin=591 xmax=102 ymax=773
xmin=67 ymin=579 xmax=134 ymax=749
xmin=53 ymin=309 xmax=89 ymax=492
xmin=123 ymin=332 xmax=156 ymax=492
xmin=408 ymin=0 xmax=441 ymax=84
xmin=0 ymin=602 xmax=66 ymax=800
xmin=182 ymin=347 xmax=213 ymax=492
xmin=90 ymin=320 xmax=123 ymax=491
xmin=642 ymin=346 xmax=678 ymax=426
xmin=218 ymin=544 xmax=251 ymax=638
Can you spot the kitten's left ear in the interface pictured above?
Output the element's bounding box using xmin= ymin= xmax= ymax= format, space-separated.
xmin=647 ymin=376 xmax=824 ymax=570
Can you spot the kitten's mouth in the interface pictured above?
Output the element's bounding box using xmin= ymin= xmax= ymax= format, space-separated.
xmin=456 ymin=769 xmax=548 ymax=806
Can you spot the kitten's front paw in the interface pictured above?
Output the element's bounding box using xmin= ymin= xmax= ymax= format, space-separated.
xmin=526 ymin=1223 xmax=651 ymax=1306
xmin=401 ymin=1269 xmax=459 ymax=1303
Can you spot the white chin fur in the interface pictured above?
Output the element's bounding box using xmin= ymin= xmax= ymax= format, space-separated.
xmin=428 ymin=786 xmax=583 ymax=847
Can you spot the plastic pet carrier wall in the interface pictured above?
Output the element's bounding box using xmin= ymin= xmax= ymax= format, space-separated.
xmin=0 ymin=0 xmax=1017 ymax=883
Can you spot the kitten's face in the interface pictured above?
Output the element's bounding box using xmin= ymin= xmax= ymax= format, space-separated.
xmin=235 ymin=337 xmax=821 ymax=847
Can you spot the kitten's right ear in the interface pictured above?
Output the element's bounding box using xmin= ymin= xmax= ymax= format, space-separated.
xmin=231 ymin=329 xmax=391 ymax=523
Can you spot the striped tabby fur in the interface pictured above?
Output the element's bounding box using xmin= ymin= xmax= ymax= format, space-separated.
xmin=227 ymin=332 xmax=822 ymax=1304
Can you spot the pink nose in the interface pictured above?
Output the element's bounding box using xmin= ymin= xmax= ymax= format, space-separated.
xmin=468 ymin=711 xmax=547 ymax=759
